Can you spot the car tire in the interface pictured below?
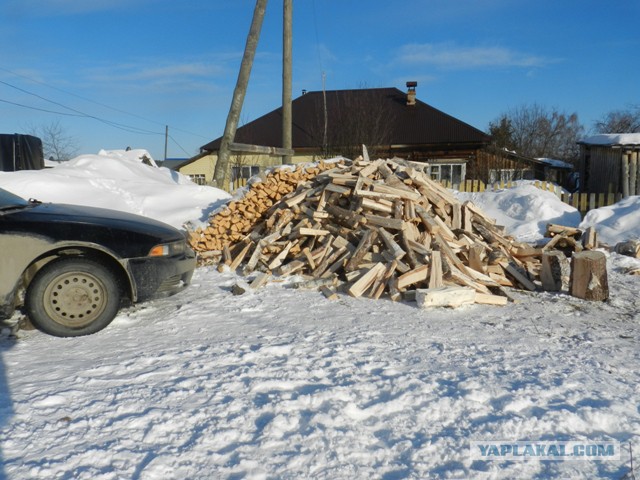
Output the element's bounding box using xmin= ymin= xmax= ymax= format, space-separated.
xmin=25 ymin=257 xmax=122 ymax=337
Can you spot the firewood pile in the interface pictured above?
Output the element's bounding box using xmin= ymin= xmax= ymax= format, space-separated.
xmin=188 ymin=157 xmax=599 ymax=306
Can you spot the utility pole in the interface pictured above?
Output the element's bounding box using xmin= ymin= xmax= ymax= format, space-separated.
xmin=212 ymin=0 xmax=268 ymax=188
xmin=164 ymin=125 xmax=168 ymax=161
xmin=282 ymin=0 xmax=292 ymax=164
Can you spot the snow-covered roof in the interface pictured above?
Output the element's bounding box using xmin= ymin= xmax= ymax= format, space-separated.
xmin=578 ymin=133 xmax=640 ymax=146
xmin=535 ymin=157 xmax=573 ymax=169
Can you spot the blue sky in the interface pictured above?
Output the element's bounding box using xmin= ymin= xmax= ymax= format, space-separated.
xmin=0 ymin=0 xmax=638 ymax=160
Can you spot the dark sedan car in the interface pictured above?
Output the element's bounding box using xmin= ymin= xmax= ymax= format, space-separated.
xmin=0 ymin=187 xmax=196 ymax=337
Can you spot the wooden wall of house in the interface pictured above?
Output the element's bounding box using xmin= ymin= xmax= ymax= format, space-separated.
xmin=469 ymin=150 xmax=535 ymax=183
xmin=579 ymin=145 xmax=622 ymax=194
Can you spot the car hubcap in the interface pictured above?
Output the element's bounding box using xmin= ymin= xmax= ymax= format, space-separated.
xmin=43 ymin=271 xmax=108 ymax=327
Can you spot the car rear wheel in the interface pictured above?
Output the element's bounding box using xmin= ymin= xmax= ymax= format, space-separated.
xmin=25 ymin=258 xmax=122 ymax=337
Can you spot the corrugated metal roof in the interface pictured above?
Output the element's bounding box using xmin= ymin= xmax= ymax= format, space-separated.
xmin=201 ymin=87 xmax=490 ymax=152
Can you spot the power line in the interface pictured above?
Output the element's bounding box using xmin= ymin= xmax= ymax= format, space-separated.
xmin=0 ymin=98 xmax=86 ymax=117
xmin=0 ymin=66 xmax=164 ymax=129
xmin=0 ymin=79 xmax=162 ymax=136
xmin=168 ymin=134 xmax=193 ymax=157
xmin=0 ymin=66 xmax=211 ymax=140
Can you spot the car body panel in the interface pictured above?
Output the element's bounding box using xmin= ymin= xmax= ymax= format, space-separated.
xmin=0 ymin=191 xmax=196 ymax=322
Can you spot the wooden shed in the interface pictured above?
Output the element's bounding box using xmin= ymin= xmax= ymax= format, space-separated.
xmin=578 ymin=134 xmax=640 ymax=195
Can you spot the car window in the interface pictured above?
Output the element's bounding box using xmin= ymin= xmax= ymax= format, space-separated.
xmin=0 ymin=188 xmax=29 ymax=209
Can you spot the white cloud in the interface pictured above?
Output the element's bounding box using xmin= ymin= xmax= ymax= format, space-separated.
xmin=397 ymin=42 xmax=553 ymax=69
xmin=83 ymin=58 xmax=231 ymax=93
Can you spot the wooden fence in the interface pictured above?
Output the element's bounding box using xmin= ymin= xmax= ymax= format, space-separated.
xmin=441 ymin=180 xmax=622 ymax=215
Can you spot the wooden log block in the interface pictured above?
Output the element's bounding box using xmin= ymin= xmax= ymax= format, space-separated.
xmin=582 ymin=226 xmax=598 ymax=250
xmin=319 ymin=285 xmax=339 ymax=300
xmin=268 ymin=241 xmax=295 ymax=269
xmin=358 ymin=159 xmax=383 ymax=178
xmin=250 ymin=272 xmax=270 ymax=289
xmin=546 ymin=223 xmax=582 ymax=238
xmin=540 ymin=250 xmax=570 ymax=292
xmin=348 ymin=262 xmax=387 ymax=297
xmin=428 ymin=251 xmax=443 ymax=288
xmin=451 ymin=202 xmax=462 ymax=230
xmin=324 ymin=204 xmax=365 ymax=228
xmin=316 ymin=247 xmax=349 ymax=278
xmin=414 ymin=204 xmax=441 ymax=235
xmin=415 ymin=286 xmax=476 ymax=308
xmin=370 ymin=260 xmax=397 ymax=300
xmin=570 ymin=251 xmax=609 ymax=301
xmin=389 ymin=198 xmax=402 ymax=219
xmin=222 ymin=244 xmax=233 ymax=265
xmin=400 ymin=230 xmax=421 ymax=268
xmin=345 ymin=228 xmax=378 ymax=272
xmin=293 ymin=276 xmax=337 ymax=289
xmin=474 ymin=293 xmax=508 ymax=306
xmin=361 ymin=197 xmax=393 ymax=214
xmin=397 ymin=264 xmax=430 ymax=289
xmin=371 ymin=183 xmax=422 ymax=201
xmin=298 ymin=227 xmax=331 ymax=237
xmin=377 ymin=227 xmax=406 ymax=259
xmin=467 ymin=244 xmax=485 ymax=273
xmin=500 ymin=262 xmax=536 ymax=291
xmin=364 ymin=214 xmax=404 ymax=230
xmin=276 ymin=260 xmax=306 ymax=276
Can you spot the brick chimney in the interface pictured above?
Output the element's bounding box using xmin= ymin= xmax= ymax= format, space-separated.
xmin=406 ymin=81 xmax=417 ymax=106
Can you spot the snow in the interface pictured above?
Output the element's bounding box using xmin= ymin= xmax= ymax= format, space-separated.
xmin=536 ymin=157 xmax=574 ymax=169
xmin=0 ymin=149 xmax=230 ymax=229
xmin=579 ymin=133 xmax=640 ymax=146
xmin=581 ymin=196 xmax=640 ymax=246
xmin=455 ymin=184 xmax=582 ymax=243
xmin=1 ymin=152 xmax=640 ymax=479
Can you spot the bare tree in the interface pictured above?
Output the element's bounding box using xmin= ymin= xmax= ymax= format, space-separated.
xmin=307 ymin=89 xmax=396 ymax=160
xmin=488 ymin=104 xmax=584 ymax=164
xmin=28 ymin=121 xmax=79 ymax=161
xmin=594 ymin=106 xmax=640 ymax=133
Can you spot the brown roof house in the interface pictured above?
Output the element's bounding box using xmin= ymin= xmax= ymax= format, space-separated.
xmin=177 ymin=83 xmax=491 ymax=190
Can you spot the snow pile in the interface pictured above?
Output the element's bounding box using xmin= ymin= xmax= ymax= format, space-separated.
xmin=0 ymin=149 xmax=230 ymax=229
xmin=581 ymin=196 xmax=640 ymax=246
xmin=455 ymin=184 xmax=582 ymax=242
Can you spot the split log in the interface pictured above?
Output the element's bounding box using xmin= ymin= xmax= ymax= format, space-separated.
xmin=540 ymin=250 xmax=570 ymax=292
xmin=348 ymin=262 xmax=387 ymax=297
xmin=416 ymin=286 xmax=476 ymax=308
xmin=570 ymin=251 xmax=609 ymax=301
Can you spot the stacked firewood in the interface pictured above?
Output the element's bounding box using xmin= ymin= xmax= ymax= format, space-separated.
xmin=189 ymin=160 xmax=344 ymax=251
xmin=189 ymin=157 xmax=572 ymax=305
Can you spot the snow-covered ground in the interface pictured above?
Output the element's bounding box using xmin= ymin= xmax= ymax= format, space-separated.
xmin=1 ymin=152 xmax=640 ymax=479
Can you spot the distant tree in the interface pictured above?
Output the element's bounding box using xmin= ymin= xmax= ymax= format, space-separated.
xmin=28 ymin=121 xmax=79 ymax=161
xmin=488 ymin=115 xmax=515 ymax=151
xmin=488 ymin=104 xmax=584 ymax=163
xmin=307 ymin=89 xmax=395 ymax=160
xmin=593 ymin=106 xmax=640 ymax=133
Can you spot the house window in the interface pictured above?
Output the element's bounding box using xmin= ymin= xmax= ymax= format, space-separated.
xmin=189 ymin=174 xmax=207 ymax=185
xmin=231 ymin=165 xmax=260 ymax=189
xmin=428 ymin=163 xmax=465 ymax=186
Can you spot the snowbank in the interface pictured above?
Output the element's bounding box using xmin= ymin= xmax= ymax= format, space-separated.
xmin=580 ymin=196 xmax=640 ymax=246
xmin=0 ymin=149 xmax=230 ymax=229
xmin=455 ymin=184 xmax=582 ymax=243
